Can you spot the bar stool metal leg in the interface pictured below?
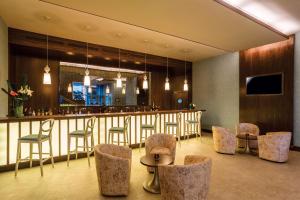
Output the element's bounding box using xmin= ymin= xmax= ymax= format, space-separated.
xmin=67 ymin=135 xmax=71 ymax=167
xmin=15 ymin=140 xmax=21 ymax=177
xmin=38 ymin=142 xmax=43 ymax=176
xmin=29 ymin=143 xmax=33 ymax=168
xmin=85 ymin=135 xmax=90 ymax=167
xmin=75 ymin=137 xmax=78 ymax=159
xmin=49 ymin=138 xmax=54 ymax=168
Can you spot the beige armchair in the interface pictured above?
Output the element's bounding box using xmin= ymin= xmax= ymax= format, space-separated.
xmin=94 ymin=144 xmax=132 ymax=196
xmin=212 ymin=126 xmax=236 ymax=154
xmin=236 ymin=123 xmax=260 ymax=149
xmin=158 ymin=155 xmax=212 ymax=200
xmin=145 ymin=133 xmax=176 ymax=162
xmin=258 ymin=132 xmax=291 ymax=163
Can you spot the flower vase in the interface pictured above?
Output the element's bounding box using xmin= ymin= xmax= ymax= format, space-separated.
xmin=14 ymin=104 xmax=24 ymax=118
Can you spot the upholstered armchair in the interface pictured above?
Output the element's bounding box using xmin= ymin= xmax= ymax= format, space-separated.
xmin=145 ymin=133 xmax=176 ymax=162
xmin=212 ymin=126 xmax=236 ymax=154
xmin=158 ymin=155 xmax=212 ymax=200
xmin=236 ymin=123 xmax=260 ymax=149
xmin=258 ymin=132 xmax=291 ymax=163
xmin=94 ymin=144 xmax=132 ymax=196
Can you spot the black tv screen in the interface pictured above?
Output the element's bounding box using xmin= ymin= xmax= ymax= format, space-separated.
xmin=246 ymin=73 xmax=283 ymax=95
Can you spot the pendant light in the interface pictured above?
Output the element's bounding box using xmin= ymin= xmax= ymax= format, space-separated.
xmin=88 ymin=86 xmax=92 ymax=93
xmin=67 ymin=83 xmax=72 ymax=93
xmin=165 ymin=57 xmax=170 ymax=91
xmin=143 ymin=53 xmax=148 ymax=90
xmin=122 ymin=86 xmax=126 ymax=94
xmin=105 ymin=85 xmax=110 ymax=94
xmin=116 ymin=49 xmax=122 ymax=88
xmin=84 ymin=42 xmax=91 ymax=86
xmin=183 ymin=54 xmax=188 ymax=91
xmin=43 ymin=34 xmax=51 ymax=85
xmin=136 ymin=87 xmax=140 ymax=94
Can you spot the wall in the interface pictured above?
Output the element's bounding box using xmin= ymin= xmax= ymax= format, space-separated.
xmin=193 ymin=52 xmax=239 ymax=131
xmin=240 ymin=37 xmax=294 ymax=136
xmin=294 ymin=32 xmax=300 ymax=147
xmin=0 ymin=18 xmax=8 ymax=117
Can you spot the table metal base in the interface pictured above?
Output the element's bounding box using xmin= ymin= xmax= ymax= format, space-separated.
xmin=143 ymin=167 xmax=160 ymax=194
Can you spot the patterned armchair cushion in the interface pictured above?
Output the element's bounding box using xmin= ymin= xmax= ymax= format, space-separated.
xmin=258 ymin=132 xmax=291 ymax=163
xmin=158 ymin=155 xmax=212 ymax=200
xmin=236 ymin=123 xmax=260 ymax=149
xmin=212 ymin=126 xmax=236 ymax=154
xmin=145 ymin=133 xmax=176 ymax=161
xmin=94 ymin=144 xmax=132 ymax=196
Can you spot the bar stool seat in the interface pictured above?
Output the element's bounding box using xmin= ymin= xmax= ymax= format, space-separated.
xmin=69 ymin=130 xmax=92 ymax=136
xmin=109 ymin=127 xmax=125 ymax=132
xmin=165 ymin=122 xmax=178 ymax=126
xmin=18 ymin=134 xmax=49 ymax=141
xmin=141 ymin=124 xmax=155 ymax=129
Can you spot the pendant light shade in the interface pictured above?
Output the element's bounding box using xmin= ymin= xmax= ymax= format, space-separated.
xmin=67 ymin=83 xmax=72 ymax=93
xmin=88 ymin=86 xmax=92 ymax=93
xmin=116 ymin=49 xmax=122 ymax=88
xmin=165 ymin=77 xmax=170 ymax=91
xmin=183 ymin=79 xmax=188 ymax=91
xmin=116 ymin=72 xmax=122 ymax=88
xmin=143 ymin=53 xmax=148 ymax=90
xmin=43 ymin=65 xmax=51 ymax=85
xmin=143 ymin=74 xmax=148 ymax=90
xmin=84 ymin=68 xmax=90 ymax=86
xmin=84 ymin=43 xmax=91 ymax=86
xmin=105 ymin=85 xmax=110 ymax=94
xmin=165 ymin=57 xmax=170 ymax=91
xmin=43 ymin=34 xmax=51 ymax=85
xmin=136 ymin=87 xmax=140 ymax=94
xmin=122 ymin=86 xmax=126 ymax=94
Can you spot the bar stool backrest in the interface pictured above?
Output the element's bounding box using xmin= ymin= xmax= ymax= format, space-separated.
xmin=85 ymin=116 xmax=96 ymax=134
xmin=124 ymin=115 xmax=131 ymax=132
xmin=39 ymin=119 xmax=55 ymax=140
xmin=153 ymin=113 xmax=159 ymax=129
xmin=196 ymin=111 xmax=202 ymax=122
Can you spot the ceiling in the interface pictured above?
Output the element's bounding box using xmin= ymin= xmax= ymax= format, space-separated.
xmin=0 ymin=0 xmax=294 ymax=62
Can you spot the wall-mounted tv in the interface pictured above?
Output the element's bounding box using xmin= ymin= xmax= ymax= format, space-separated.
xmin=246 ymin=73 xmax=283 ymax=95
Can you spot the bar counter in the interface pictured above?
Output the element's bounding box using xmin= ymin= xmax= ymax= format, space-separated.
xmin=0 ymin=109 xmax=203 ymax=171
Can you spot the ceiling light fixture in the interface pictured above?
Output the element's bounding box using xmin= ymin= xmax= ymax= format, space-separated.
xmin=122 ymin=85 xmax=126 ymax=94
xmin=88 ymin=86 xmax=92 ymax=93
xmin=84 ymin=42 xmax=91 ymax=86
xmin=136 ymin=87 xmax=140 ymax=95
xmin=143 ymin=53 xmax=148 ymax=90
xmin=165 ymin=57 xmax=170 ymax=91
xmin=43 ymin=34 xmax=51 ymax=85
xmin=116 ymin=49 xmax=122 ymax=88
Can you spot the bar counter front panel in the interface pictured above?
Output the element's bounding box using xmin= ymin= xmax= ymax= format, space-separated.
xmin=0 ymin=110 xmax=200 ymax=171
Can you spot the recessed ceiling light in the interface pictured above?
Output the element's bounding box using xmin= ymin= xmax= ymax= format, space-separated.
xmin=135 ymin=61 xmax=141 ymax=65
xmin=104 ymin=57 xmax=111 ymax=60
xmin=66 ymin=51 xmax=74 ymax=55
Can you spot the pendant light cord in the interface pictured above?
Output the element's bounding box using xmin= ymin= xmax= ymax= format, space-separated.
xmin=118 ymin=49 xmax=121 ymax=72
xmin=167 ymin=57 xmax=169 ymax=78
xmin=86 ymin=42 xmax=89 ymax=68
xmin=184 ymin=54 xmax=187 ymax=80
xmin=144 ymin=53 xmax=147 ymax=73
xmin=46 ymin=34 xmax=49 ymax=66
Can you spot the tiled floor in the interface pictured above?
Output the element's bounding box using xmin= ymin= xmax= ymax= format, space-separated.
xmin=0 ymin=133 xmax=300 ymax=200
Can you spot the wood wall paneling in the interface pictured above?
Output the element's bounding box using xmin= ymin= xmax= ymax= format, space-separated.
xmin=239 ymin=37 xmax=294 ymax=138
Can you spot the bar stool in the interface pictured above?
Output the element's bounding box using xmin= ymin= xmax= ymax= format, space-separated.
xmin=184 ymin=111 xmax=202 ymax=139
xmin=67 ymin=116 xmax=96 ymax=167
xmin=164 ymin=112 xmax=182 ymax=146
xmin=139 ymin=114 xmax=159 ymax=151
xmin=15 ymin=119 xmax=55 ymax=177
xmin=108 ymin=116 xmax=131 ymax=146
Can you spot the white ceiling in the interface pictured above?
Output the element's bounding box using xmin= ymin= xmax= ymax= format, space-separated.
xmin=0 ymin=0 xmax=295 ymax=62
